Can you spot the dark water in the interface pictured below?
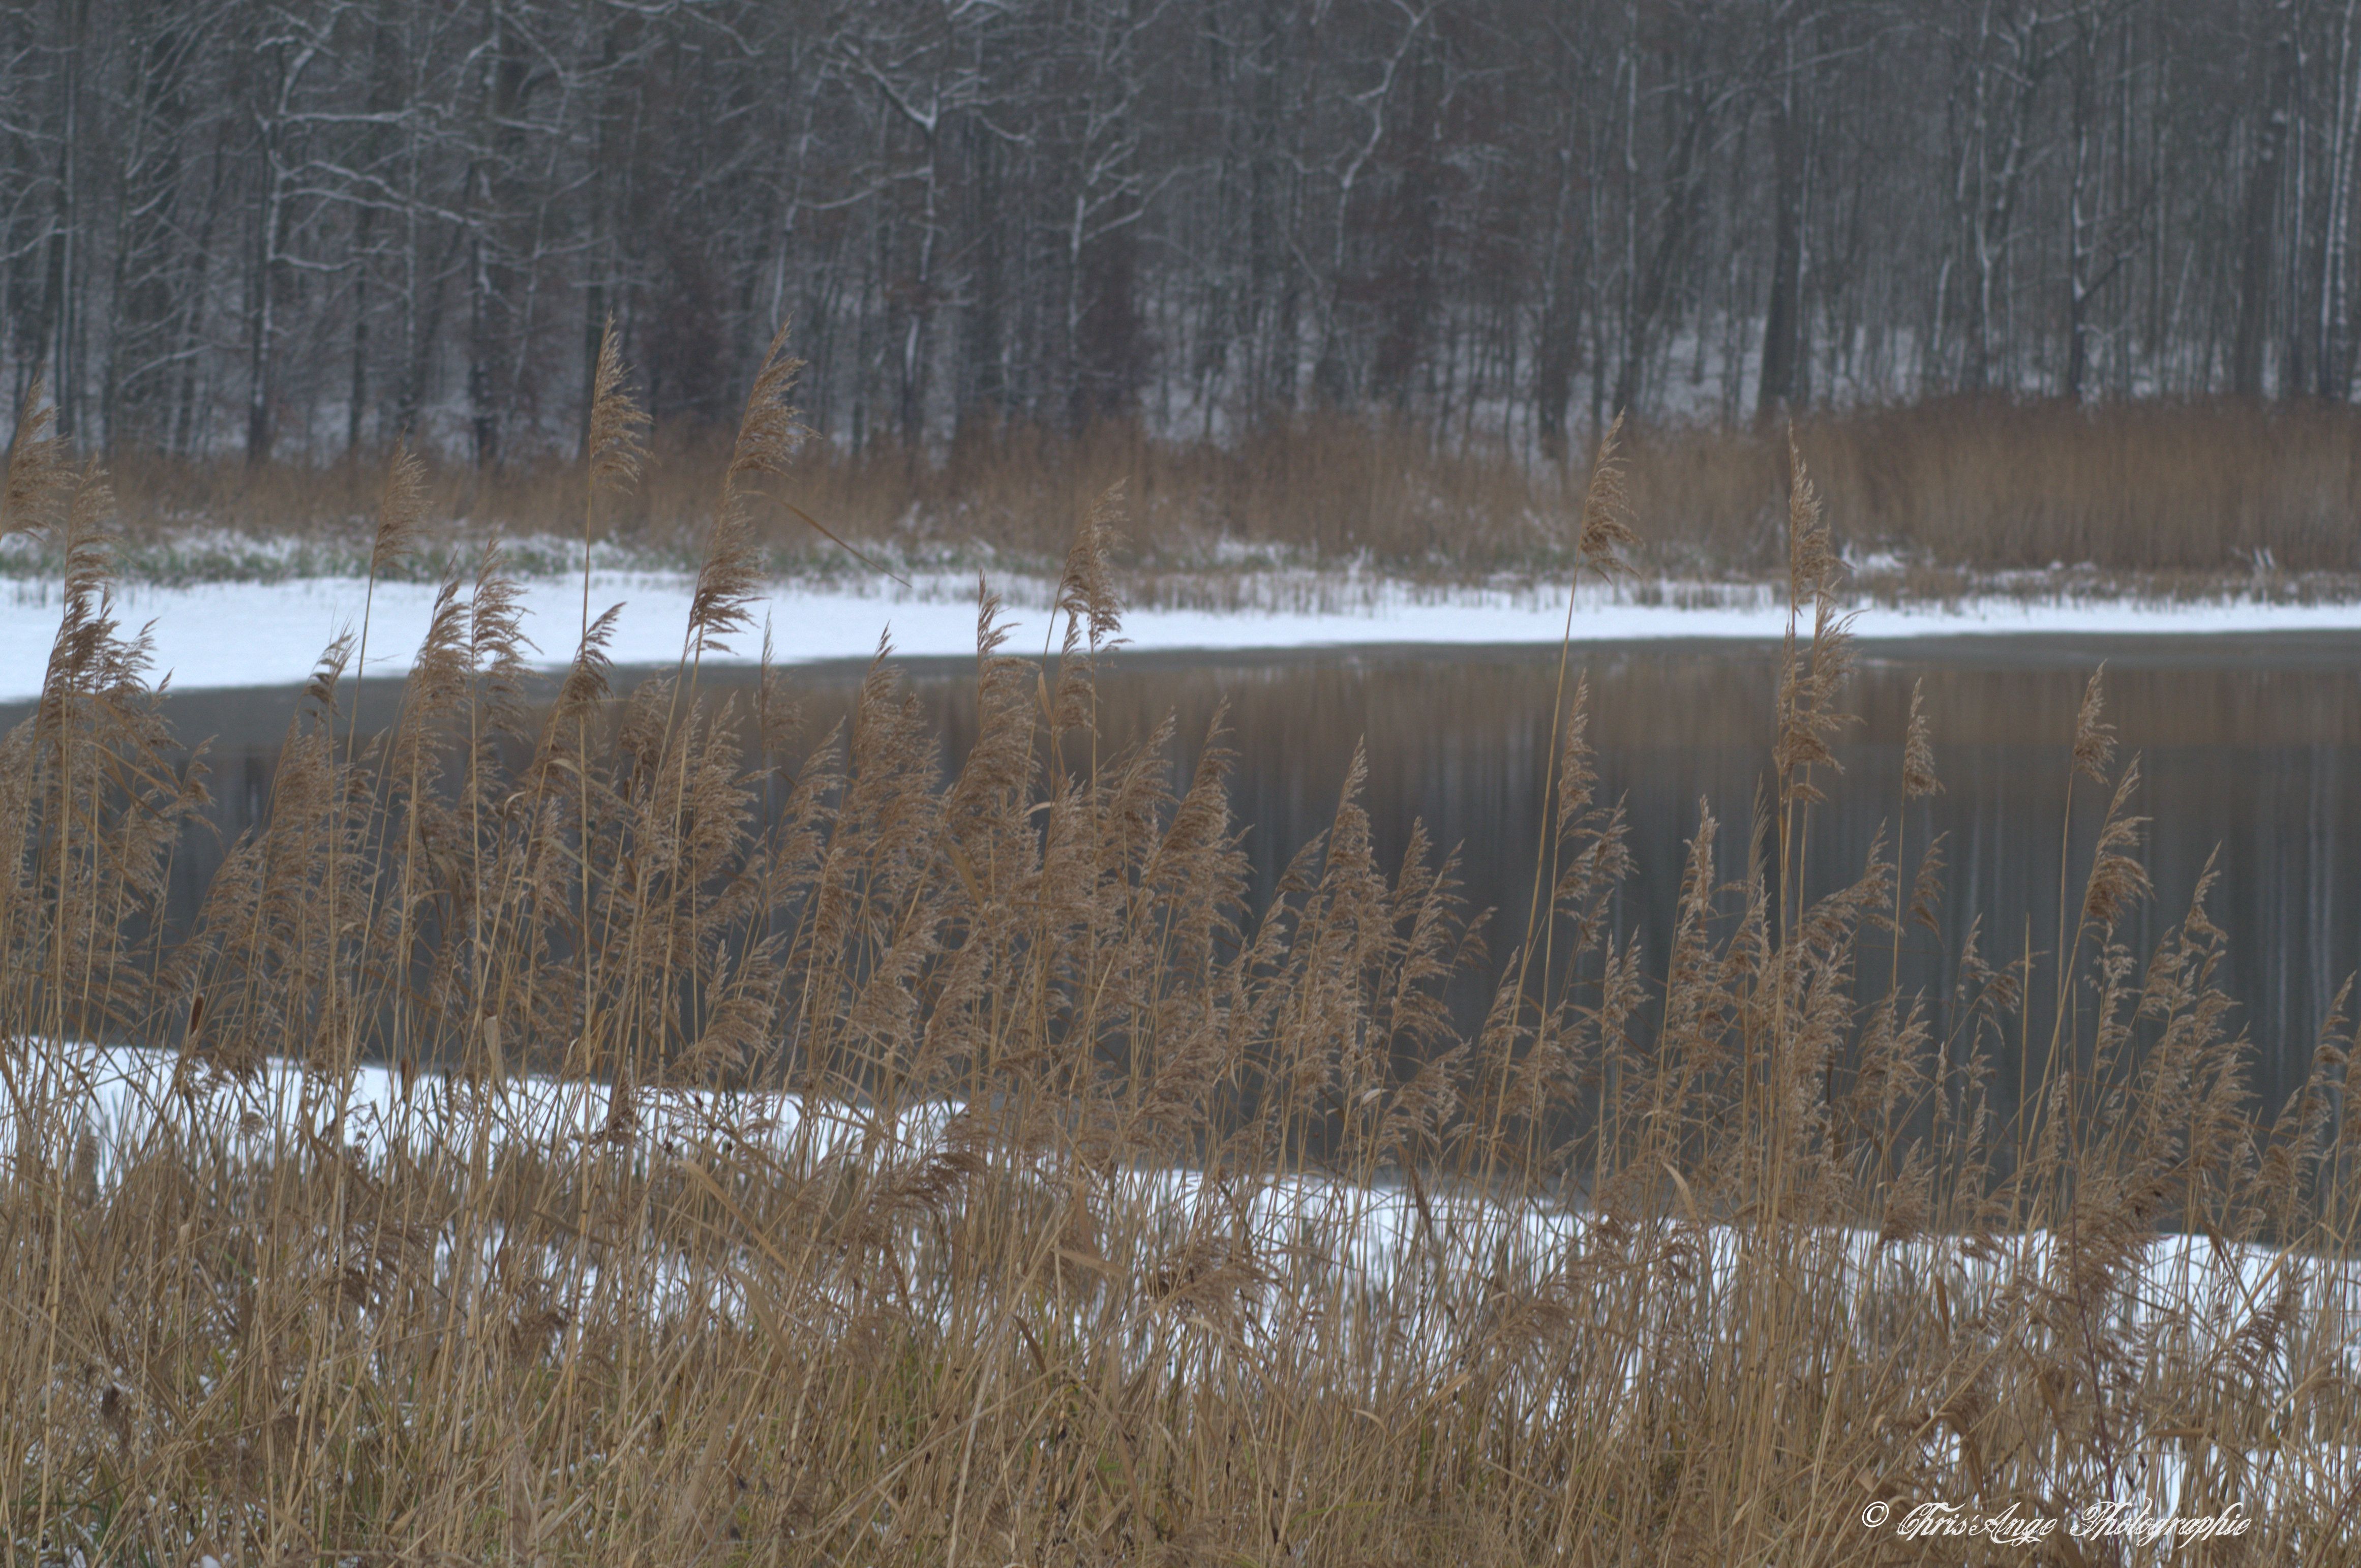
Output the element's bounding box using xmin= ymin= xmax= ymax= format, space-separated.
xmin=17 ymin=635 xmax=2359 ymax=1109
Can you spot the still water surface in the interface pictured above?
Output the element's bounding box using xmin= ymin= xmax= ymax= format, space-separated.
xmin=30 ymin=635 xmax=2359 ymax=1110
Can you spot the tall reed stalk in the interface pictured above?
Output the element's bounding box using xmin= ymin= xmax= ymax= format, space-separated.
xmin=1 ymin=348 xmax=2356 ymax=1566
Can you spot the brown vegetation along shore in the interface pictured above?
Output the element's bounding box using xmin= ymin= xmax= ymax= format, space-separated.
xmin=4 ymin=347 xmax=2359 ymax=1564
xmin=65 ymin=394 xmax=2361 ymax=589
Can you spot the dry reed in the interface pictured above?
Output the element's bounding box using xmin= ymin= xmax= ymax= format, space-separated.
xmin=63 ymin=395 xmax=2361 ymax=588
xmin=3 ymin=344 xmax=2358 ymax=1566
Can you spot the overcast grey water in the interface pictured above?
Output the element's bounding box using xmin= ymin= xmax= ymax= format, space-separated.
xmin=31 ymin=634 xmax=2358 ymax=1112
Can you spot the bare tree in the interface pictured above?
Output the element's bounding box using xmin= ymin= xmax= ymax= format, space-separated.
xmin=10 ymin=0 xmax=2361 ymax=463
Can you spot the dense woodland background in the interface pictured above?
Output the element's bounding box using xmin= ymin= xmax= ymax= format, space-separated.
xmin=6 ymin=0 xmax=2359 ymax=468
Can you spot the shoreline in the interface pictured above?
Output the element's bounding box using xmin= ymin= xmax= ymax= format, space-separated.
xmin=11 ymin=567 xmax=2361 ymax=704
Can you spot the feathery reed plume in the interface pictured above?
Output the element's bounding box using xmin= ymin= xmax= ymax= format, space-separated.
xmin=467 ymin=538 xmax=534 ymax=733
xmin=2048 ymin=665 xmax=2124 ymax=1061
xmin=1057 ymin=484 xmax=1128 ymax=647
xmin=1043 ymin=484 xmax=1127 ymax=747
xmin=2079 ymin=762 xmax=2152 ymax=930
xmin=2071 ymin=664 xmax=2116 ymax=783
xmin=569 ymin=324 xmax=647 ymax=1086
xmin=1554 ymin=674 xmax=1598 ymax=838
xmin=1887 ymin=678 xmax=1946 ymax=993
xmin=1901 ymin=680 xmax=1942 ymax=801
xmin=582 ymin=315 xmax=648 ymax=649
xmin=347 ymin=440 xmax=428 ymax=761
xmin=684 ymin=326 xmax=806 ymax=665
xmin=1906 ymin=833 xmax=1948 ymax=937
xmin=39 ymin=464 xmax=124 ymax=716
xmin=585 ymin=316 xmax=650 ymax=501
xmin=1783 ymin=424 xmax=1839 ymax=606
xmin=1521 ymin=416 xmax=1640 ymax=1034
xmin=1773 ymin=433 xmax=1856 ymax=812
xmin=1054 ymin=480 xmax=1127 ymax=655
xmin=547 ymin=604 xmax=623 ymax=738
xmin=2 ymin=378 xmax=71 ymax=539
xmin=371 ymin=440 xmax=428 ymax=581
xmin=729 ymin=322 xmax=809 ymax=494
xmin=1575 ymin=411 xmax=1637 ymax=578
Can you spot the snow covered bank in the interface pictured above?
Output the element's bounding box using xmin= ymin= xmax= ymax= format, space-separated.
xmin=28 ymin=1042 xmax=2361 ymax=1347
xmin=16 ymin=1037 xmax=2360 ymax=1519
xmin=10 ymin=569 xmax=2361 ymax=703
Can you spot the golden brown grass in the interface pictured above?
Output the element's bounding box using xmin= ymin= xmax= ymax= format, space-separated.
xmin=4 ymin=349 xmax=2360 ymax=1566
xmin=74 ymin=395 xmax=2361 ymax=586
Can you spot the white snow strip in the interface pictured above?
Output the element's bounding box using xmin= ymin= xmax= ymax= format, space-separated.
xmin=7 ymin=1040 xmax=954 ymax=1176
xmin=17 ymin=1040 xmax=2361 ymax=1479
xmin=24 ymin=1042 xmax=2359 ymax=1321
xmin=10 ymin=571 xmax=2361 ymax=703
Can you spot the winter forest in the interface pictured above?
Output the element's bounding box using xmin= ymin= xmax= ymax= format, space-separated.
xmin=3 ymin=0 xmax=2352 ymax=467
xmin=13 ymin=6 xmax=2361 ymax=1561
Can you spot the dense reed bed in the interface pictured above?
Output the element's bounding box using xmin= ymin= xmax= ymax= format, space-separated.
xmin=5 ymin=335 xmax=2360 ymax=1565
xmin=63 ymin=394 xmax=2361 ymax=587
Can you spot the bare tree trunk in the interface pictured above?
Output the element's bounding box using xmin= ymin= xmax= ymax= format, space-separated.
xmin=245 ymin=153 xmax=286 ymax=463
xmin=1534 ymin=131 xmax=1585 ymax=461
xmin=36 ymin=0 xmax=89 ymax=441
xmin=346 ymin=207 xmax=371 ymax=455
xmin=2322 ymin=0 xmax=2361 ymax=396
xmin=2233 ymin=2 xmax=2297 ymax=397
xmin=1756 ymin=32 xmax=1806 ymax=424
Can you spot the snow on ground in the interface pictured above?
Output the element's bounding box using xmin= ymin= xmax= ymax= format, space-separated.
xmin=18 ymin=1039 xmax=2361 ymax=1505
xmin=12 ymin=1038 xmax=2353 ymax=1535
xmin=26 ymin=1042 xmax=2360 ymax=1341
xmin=11 ymin=569 xmax=2361 ymax=703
